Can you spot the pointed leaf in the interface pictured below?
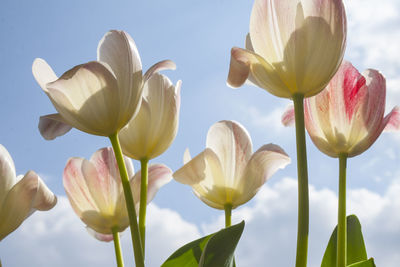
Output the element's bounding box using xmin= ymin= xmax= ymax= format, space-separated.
xmin=162 ymin=221 xmax=245 ymax=267
xmin=321 ymin=215 xmax=368 ymax=267
xmin=347 ymin=258 xmax=376 ymax=267
xmin=199 ymin=221 xmax=245 ymax=267
xmin=161 ymin=234 xmax=212 ymax=266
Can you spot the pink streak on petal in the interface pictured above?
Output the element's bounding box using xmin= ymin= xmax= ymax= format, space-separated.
xmin=281 ymin=104 xmax=295 ymax=127
xmin=383 ymin=106 xmax=400 ymax=132
xmin=227 ymin=47 xmax=252 ymax=88
xmin=341 ymin=62 xmax=366 ymax=121
xmin=63 ymin=158 xmax=97 ymax=214
xmin=147 ymin=164 xmax=172 ymax=204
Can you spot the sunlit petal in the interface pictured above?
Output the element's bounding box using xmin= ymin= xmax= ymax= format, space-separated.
xmin=0 ymin=145 xmax=16 ymax=206
xmin=236 ymin=144 xmax=290 ymax=206
xmin=46 ymin=61 xmax=121 ymax=136
xmin=206 ymin=120 xmax=252 ymax=187
xmin=174 ymin=121 xmax=289 ymax=210
xmin=120 ymin=73 xmax=181 ymax=160
xmin=32 ymin=58 xmax=58 ymax=93
xmin=0 ymin=171 xmax=57 ymax=241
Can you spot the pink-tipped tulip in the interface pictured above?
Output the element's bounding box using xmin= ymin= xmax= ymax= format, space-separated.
xmin=32 ymin=30 xmax=176 ymax=140
xmin=282 ymin=61 xmax=400 ymax=157
xmin=119 ymin=73 xmax=181 ymax=160
xmin=227 ymin=0 xmax=347 ymax=98
xmin=63 ymin=147 xmax=172 ymax=241
xmin=173 ymin=120 xmax=290 ymax=209
xmin=0 ymin=144 xmax=57 ymax=241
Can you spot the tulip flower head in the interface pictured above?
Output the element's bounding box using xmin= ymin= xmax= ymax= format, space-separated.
xmin=282 ymin=61 xmax=400 ymax=157
xmin=119 ymin=73 xmax=181 ymax=160
xmin=173 ymin=120 xmax=290 ymax=210
xmin=227 ymin=0 xmax=347 ymax=98
xmin=33 ymin=30 xmax=176 ymax=140
xmin=63 ymin=147 xmax=172 ymax=241
xmin=0 ymin=144 xmax=57 ymax=241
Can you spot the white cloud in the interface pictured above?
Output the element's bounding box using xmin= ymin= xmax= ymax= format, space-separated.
xmin=241 ymin=104 xmax=291 ymax=134
xmin=1 ymin=178 xmax=400 ymax=267
xmin=0 ymin=198 xmax=200 ymax=267
xmin=345 ymin=0 xmax=400 ymax=110
xmin=202 ymin=177 xmax=400 ymax=267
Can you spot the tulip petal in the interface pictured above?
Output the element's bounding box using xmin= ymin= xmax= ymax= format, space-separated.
xmin=236 ymin=144 xmax=290 ymax=206
xmin=362 ymin=69 xmax=386 ymax=134
xmin=119 ymin=99 xmax=152 ymax=160
xmin=383 ymin=106 xmax=400 ymax=132
xmin=350 ymin=105 xmax=400 ymax=157
xmin=38 ymin=113 xmax=73 ymax=140
xmin=97 ymin=30 xmax=145 ymax=131
xmin=130 ymin=164 xmax=172 ymax=211
xmin=146 ymin=164 xmax=172 ymax=203
xmin=63 ymin=158 xmax=99 ymax=218
xmin=173 ymin=148 xmax=224 ymax=186
xmin=206 ymin=120 xmax=252 ymax=187
xmin=86 ymin=227 xmax=114 ymax=242
xmin=144 ymin=74 xmax=180 ymax=158
xmin=97 ymin=30 xmax=142 ymax=94
xmin=249 ymin=0 xmax=346 ymax=97
xmin=228 ymin=47 xmax=291 ymax=98
xmin=0 ymin=145 xmax=16 ymax=207
xmin=281 ymin=104 xmax=295 ymax=127
xmin=0 ymin=171 xmax=57 ymax=241
xmin=227 ymin=47 xmax=252 ymax=88
xmin=143 ymin=60 xmax=176 ymax=84
xmin=183 ymin=148 xmax=191 ymax=164
xmin=32 ymin=58 xmax=58 ymax=93
xmin=120 ymin=72 xmax=181 ymax=160
xmin=46 ymin=61 xmax=122 ymax=136
xmin=82 ymin=147 xmax=128 ymax=215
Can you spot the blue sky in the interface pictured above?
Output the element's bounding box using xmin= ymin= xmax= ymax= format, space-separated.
xmin=1 ymin=0 xmax=400 ymax=266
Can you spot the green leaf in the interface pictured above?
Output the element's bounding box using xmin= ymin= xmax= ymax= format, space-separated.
xmin=321 ymin=215 xmax=368 ymax=267
xmin=347 ymin=258 xmax=376 ymax=267
xmin=199 ymin=221 xmax=245 ymax=267
xmin=162 ymin=221 xmax=245 ymax=267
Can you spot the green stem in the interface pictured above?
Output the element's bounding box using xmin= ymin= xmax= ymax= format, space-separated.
xmin=109 ymin=133 xmax=144 ymax=267
xmin=112 ymin=227 xmax=125 ymax=267
xmin=292 ymin=93 xmax=309 ymax=267
xmin=224 ymin=203 xmax=236 ymax=267
xmin=224 ymin=204 xmax=232 ymax=228
xmin=337 ymin=154 xmax=347 ymax=267
xmin=139 ymin=158 xmax=149 ymax=256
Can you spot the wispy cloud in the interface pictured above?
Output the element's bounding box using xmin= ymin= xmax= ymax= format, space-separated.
xmin=2 ymin=177 xmax=400 ymax=267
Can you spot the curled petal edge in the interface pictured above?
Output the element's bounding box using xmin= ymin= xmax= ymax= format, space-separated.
xmin=383 ymin=106 xmax=400 ymax=132
xmin=143 ymin=60 xmax=176 ymax=84
xmin=39 ymin=113 xmax=73 ymax=140
xmin=86 ymin=227 xmax=114 ymax=242
xmin=227 ymin=47 xmax=253 ymax=88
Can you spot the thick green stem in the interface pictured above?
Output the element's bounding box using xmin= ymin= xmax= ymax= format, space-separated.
xmin=139 ymin=158 xmax=149 ymax=256
xmin=112 ymin=227 xmax=125 ymax=267
xmin=224 ymin=204 xmax=232 ymax=228
xmin=224 ymin=204 xmax=236 ymax=267
xmin=293 ymin=93 xmax=309 ymax=267
xmin=337 ymin=154 xmax=348 ymax=267
xmin=109 ymin=133 xmax=144 ymax=267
